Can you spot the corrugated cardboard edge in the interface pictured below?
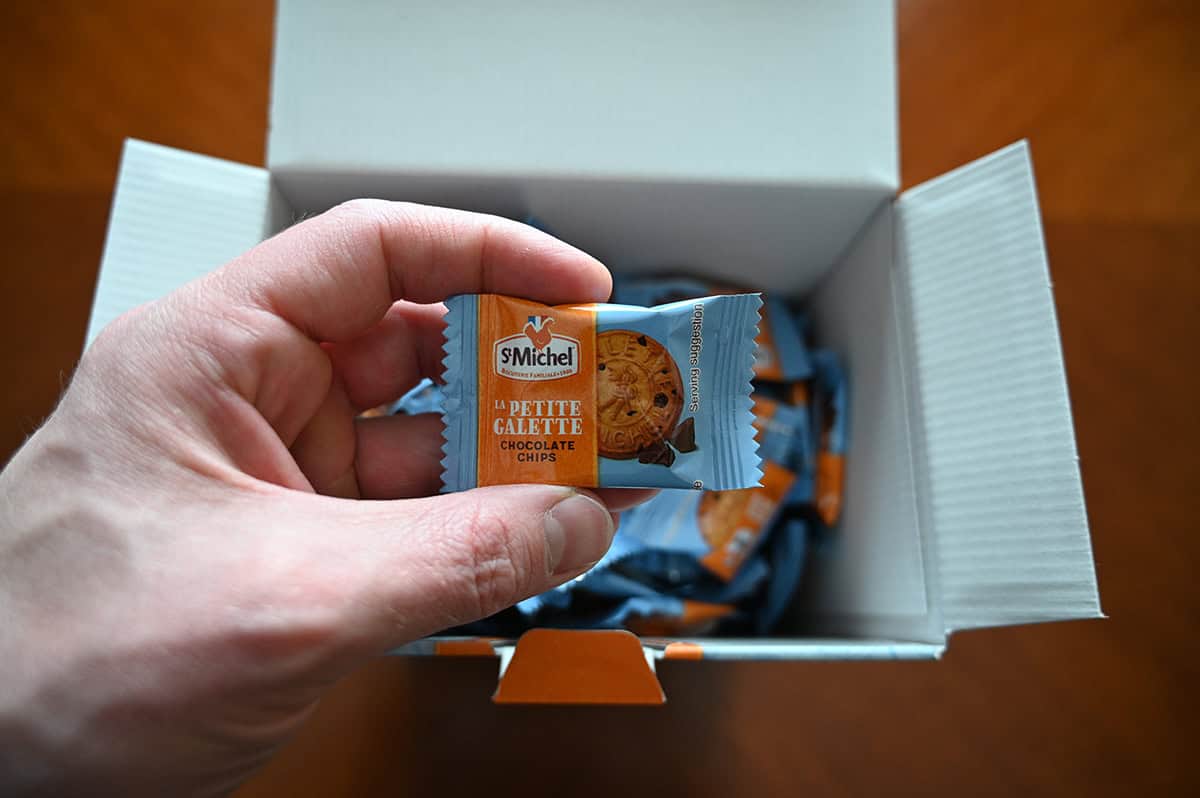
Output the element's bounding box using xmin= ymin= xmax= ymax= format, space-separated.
xmin=896 ymin=141 xmax=1103 ymax=632
xmin=388 ymin=637 xmax=945 ymax=661
xmin=86 ymin=139 xmax=290 ymax=346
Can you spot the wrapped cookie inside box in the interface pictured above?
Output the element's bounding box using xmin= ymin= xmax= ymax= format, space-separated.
xmin=426 ymin=268 xmax=848 ymax=639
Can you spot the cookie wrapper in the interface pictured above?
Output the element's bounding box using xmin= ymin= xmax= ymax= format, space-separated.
xmin=393 ymin=378 xmax=444 ymax=416
xmin=452 ymin=514 xmax=807 ymax=637
xmin=810 ymin=349 xmax=847 ymax=526
xmin=611 ymin=275 xmax=811 ymax=383
xmin=752 ymin=393 xmax=810 ymax=472
xmin=519 ymin=394 xmax=798 ymax=629
xmin=516 ymin=531 xmax=772 ymax=632
xmin=576 ymin=395 xmax=799 ymax=586
xmin=614 ymin=458 xmax=796 ymax=581
xmin=440 ymin=293 xmax=761 ymax=491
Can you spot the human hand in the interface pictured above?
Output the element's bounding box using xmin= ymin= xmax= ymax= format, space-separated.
xmin=0 ymin=201 xmax=647 ymax=796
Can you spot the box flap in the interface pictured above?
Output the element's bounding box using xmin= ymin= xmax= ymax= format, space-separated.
xmin=896 ymin=142 xmax=1102 ymax=632
xmin=269 ymin=0 xmax=896 ymax=189
xmin=492 ymin=630 xmax=664 ymax=705
xmin=86 ymin=140 xmax=291 ymax=345
xmin=800 ymin=203 xmax=945 ymax=644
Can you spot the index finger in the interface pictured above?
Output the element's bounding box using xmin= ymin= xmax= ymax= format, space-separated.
xmin=214 ymin=200 xmax=611 ymax=343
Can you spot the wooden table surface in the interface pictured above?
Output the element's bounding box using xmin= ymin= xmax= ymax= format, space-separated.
xmin=2 ymin=1 xmax=1196 ymax=795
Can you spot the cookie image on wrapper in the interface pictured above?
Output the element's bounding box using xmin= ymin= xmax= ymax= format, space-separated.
xmin=596 ymin=330 xmax=683 ymax=460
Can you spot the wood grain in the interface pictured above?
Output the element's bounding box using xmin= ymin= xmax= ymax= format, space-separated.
xmin=1 ymin=1 xmax=1196 ymax=795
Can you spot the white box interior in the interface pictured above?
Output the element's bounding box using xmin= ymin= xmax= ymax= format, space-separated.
xmin=267 ymin=0 xmax=899 ymax=300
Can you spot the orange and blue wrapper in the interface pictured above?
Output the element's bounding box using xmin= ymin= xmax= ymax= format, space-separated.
xmin=612 ymin=275 xmax=812 ymax=383
xmin=440 ymin=293 xmax=762 ymax=491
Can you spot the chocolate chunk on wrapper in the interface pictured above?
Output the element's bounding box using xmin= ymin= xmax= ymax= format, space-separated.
xmin=637 ymin=440 xmax=676 ymax=467
xmin=672 ymin=417 xmax=697 ymax=452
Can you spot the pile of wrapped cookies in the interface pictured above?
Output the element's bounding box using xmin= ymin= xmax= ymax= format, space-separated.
xmin=386 ymin=275 xmax=846 ymax=638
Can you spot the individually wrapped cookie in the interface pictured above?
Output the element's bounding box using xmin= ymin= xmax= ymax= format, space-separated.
xmin=772 ymin=381 xmax=817 ymax=512
xmin=611 ymin=275 xmax=811 ymax=383
xmin=553 ymin=394 xmax=802 ymax=628
xmin=623 ymin=600 xmax=738 ymax=637
xmin=527 ymin=532 xmax=772 ymax=631
xmin=752 ymin=393 xmax=809 ymax=471
xmin=359 ymin=377 xmax=445 ymax=418
xmin=598 ymin=518 xmax=806 ymax=636
xmin=394 ymin=377 xmax=444 ymax=415
xmin=615 ymin=459 xmax=796 ymax=580
xmin=788 ymin=380 xmax=810 ymax=410
xmin=755 ymin=518 xmax=809 ymax=634
xmin=518 ymin=392 xmax=798 ymax=624
xmin=440 ymin=293 xmax=761 ymax=491
xmin=453 ymin=514 xmax=805 ymax=637
xmin=811 ymin=350 xmax=847 ymax=526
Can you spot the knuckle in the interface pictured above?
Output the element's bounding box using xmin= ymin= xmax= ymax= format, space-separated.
xmin=330 ymin=197 xmax=384 ymax=220
xmin=325 ymin=199 xmax=384 ymax=251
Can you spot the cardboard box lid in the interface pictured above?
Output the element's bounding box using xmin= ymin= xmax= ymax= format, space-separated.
xmin=896 ymin=142 xmax=1102 ymax=633
xmin=268 ymin=0 xmax=897 ymax=189
xmin=85 ymin=140 xmax=291 ymax=344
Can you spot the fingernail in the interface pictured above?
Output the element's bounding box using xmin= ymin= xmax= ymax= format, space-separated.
xmin=544 ymin=491 xmax=615 ymax=576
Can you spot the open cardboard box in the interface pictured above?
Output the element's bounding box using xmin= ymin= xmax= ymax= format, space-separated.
xmin=85 ymin=1 xmax=1101 ymax=703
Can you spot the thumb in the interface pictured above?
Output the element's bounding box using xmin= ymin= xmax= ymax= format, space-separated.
xmin=301 ymin=485 xmax=616 ymax=648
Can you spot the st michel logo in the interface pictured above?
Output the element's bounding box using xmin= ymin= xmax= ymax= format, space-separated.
xmin=494 ymin=315 xmax=580 ymax=381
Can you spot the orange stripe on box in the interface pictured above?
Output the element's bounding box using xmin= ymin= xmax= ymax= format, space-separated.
xmin=663 ymin=642 xmax=704 ymax=661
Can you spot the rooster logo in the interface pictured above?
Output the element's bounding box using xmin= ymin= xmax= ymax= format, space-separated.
xmin=496 ymin=314 xmax=577 ymax=380
xmin=523 ymin=315 xmax=555 ymax=350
